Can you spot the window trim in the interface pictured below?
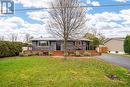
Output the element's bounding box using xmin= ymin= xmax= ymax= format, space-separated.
xmin=39 ymin=41 xmax=49 ymax=46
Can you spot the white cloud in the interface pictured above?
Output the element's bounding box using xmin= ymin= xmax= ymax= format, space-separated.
xmin=1 ymin=0 xmax=130 ymax=40
xmin=82 ymin=0 xmax=100 ymax=6
xmin=80 ymin=0 xmax=101 ymax=12
xmin=14 ymin=0 xmax=50 ymax=8
xmin=5 ymin=17 xmax=25 ymax=25
xmin=1 ymin=9 xmax=130 ymax=39
xmin=120 ymin=9 xmax=130 ymax=24
xmin=27 ymin=11 xmax=49 ymax=22
xmin=114 ymin=0 xmax=129 ymax=2
xmin=94 ymin=12 xmax=122 ymax=22
xmin=15 ymin=0 xmax=100 ymax=8
xmin=0 ymin=16 xmax=49 ymax=41
xmin=91 ymin=1 xmax=100 ymax=6
xmin=86 ymin=9 xmax=130 ymax=38
xmin=26 ymin=0 xmax=100 ymax=22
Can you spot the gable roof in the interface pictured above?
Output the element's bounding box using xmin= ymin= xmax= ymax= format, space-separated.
xmin=108 ymin=38 xmax=125 ymax=41
xmin=104 ymin=38 xmax=125 ymax=45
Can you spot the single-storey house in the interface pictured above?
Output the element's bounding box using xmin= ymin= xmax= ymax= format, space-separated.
xmin=104 ymin=38 xmax=125 ymax=54
xmin=31 ymin=37 xmax=92 ymax=51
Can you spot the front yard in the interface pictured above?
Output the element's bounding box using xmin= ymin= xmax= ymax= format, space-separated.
xmin=0 ymin=56 xmax=130 ymax=87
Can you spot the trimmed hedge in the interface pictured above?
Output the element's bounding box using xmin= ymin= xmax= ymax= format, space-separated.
xmin=0 ymin=41 xmax=23 ymax=58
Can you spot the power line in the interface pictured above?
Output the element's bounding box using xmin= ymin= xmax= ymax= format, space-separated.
xmin=12 ymin=3 xmax=130 ymax=11
xmin=81 ymin=3 xmax=130 ymax=7
xmin=1 ymin=3 xmax=130 ymax=12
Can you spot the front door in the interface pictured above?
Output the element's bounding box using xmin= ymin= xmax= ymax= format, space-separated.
xmin=56 ymin=42 xmax=61 ymax=50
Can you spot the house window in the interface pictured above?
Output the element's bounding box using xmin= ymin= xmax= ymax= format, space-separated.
xmin=75 ymin=41 xmax=80 ymax=46
xmin=39 ymin=41 xmax=49 ymax=46
xmin=32 ymin=41 xmax=37 ymax=46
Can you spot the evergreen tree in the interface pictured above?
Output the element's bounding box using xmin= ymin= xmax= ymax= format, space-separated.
xmin=124 ymin=35 xmax=130 ymax=54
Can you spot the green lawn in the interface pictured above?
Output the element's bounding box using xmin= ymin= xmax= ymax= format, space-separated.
xmin=0 ymin=56 xmax=130 ymax=87
xmin=108 ymin=53 xmax=130 ymax=58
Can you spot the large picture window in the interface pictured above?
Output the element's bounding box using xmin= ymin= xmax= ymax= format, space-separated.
xmin=39 ymin=41 xmax=49 ymax=46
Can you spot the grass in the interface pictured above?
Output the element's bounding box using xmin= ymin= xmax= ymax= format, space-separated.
xmin=108 ymin=53 xmax=130 ymax=58
xmin=0 ymin=56 xmax=130 ymax=87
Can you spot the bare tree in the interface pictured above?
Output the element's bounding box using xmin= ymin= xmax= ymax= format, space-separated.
xmin=84 ymin=33 xmax=96 ymax=40
xmin=10 ymin=33 xmax=18 ymax=42
xmin=48 ymin=0 xmax=87 ymax=55
xmin=0 ymin=36 xmax=4 ymax=41
xmin=25 ymin=33 xmax=32 ymax=43
xmin=98 ymin=33 xmax=111 ymax=45
xmin=84 ymin=31 xmax=111 ymax=45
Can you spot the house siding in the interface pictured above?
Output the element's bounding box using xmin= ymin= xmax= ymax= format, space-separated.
xmin=104 ymin=39 xmax=125 ymax=54
xmin=32 ymin=41 xmax=56 ymax=51
xmin=32 ymin=40 xmax=90 ymax=51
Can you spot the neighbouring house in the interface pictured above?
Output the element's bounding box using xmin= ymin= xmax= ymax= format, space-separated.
xmin=104 ymin=38 xmax=125 ymax=54
xmin=31 ymin=37 xmax=92 ymax=51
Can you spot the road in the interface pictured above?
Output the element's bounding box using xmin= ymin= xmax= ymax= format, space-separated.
xmin=97 ymin=54 xmax=130 ymax=70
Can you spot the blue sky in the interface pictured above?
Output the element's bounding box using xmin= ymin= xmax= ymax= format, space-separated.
xmin=0 ymin=0 xmax=130 ymax=41
xmin=14 ymin=0 xmax=130 ymax=22
xmin=88 ymin=0 xmax=130 ymax=13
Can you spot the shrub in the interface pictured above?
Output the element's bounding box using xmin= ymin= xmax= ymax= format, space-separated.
xmin=68 ymin=51 xmax=75 ymax=56
xmin=83 ymin=51 xmax=91 ymax=56
xmin=39 ymin=52 xmax=43 ymax=56
xmin=0 ymin=41 xmax=22 ymax=58
xmin=19 ymin=52 xmax=25 ymax=57
xmin=48 ymin=51 xmax=53 ymax=56
xmin=64 ymin=52 xmax=69 ymax=56
xmin=124 ymin=36 xmax=130 ymax=54
xmin=75 ymin=51 xmax=81 ymax=57
xmin=19 ymin=52 xmax=32 ymax=57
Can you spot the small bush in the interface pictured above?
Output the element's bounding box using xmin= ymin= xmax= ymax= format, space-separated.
xmin=39 ymin=52 xmax=43 ymax=56
xmin=75 ymin=51 xmax=81 ymax=57
xmin=48 ymin=51 xmax=53 ymax=56
xmin=68 ymin=51 xmax=75 ymax=56
xmin=83 ymin=51 xmax=91 ymax=56
xmin=64 ymin=52 xmax=69 ymax=56
xmin=19 ymin=52 xmax=32 ymax=57
xmin=19 ymin=52 xmax=24 ymax=57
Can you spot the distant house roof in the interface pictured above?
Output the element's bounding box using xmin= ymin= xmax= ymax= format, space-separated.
xmin=107 ymin=38 xmax=125 ymax=42
xmin=31 ymin=37 xmax=91 ymax=41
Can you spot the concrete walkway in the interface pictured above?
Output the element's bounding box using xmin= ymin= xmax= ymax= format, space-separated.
xmin=97 ymin=54 xmax=130 ymax=70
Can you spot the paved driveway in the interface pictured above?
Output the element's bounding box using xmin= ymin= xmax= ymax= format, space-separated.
xmin=97 ymin=54 xmax=130 ymax=70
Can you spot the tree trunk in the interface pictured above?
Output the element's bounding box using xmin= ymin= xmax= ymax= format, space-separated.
xmin=64 ymin=38 xmax=67 ymax=58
